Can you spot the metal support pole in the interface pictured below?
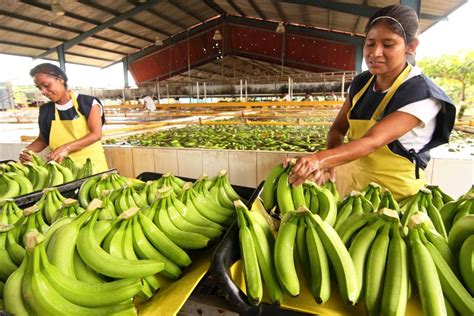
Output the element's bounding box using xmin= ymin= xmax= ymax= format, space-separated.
xmin=157 ymin=82 xmax=161 ymax=104
xmin=245 ymin=80 xmax=248 ymax=102
xmin=240 ymin=79 xmax=243 ymax=101
xmin=196 ymin=82 xmax=200 ymax=102
xmin=122 ymin=57 xmax=130 ymax=88
xmin=57 ymin=45 xmax=66 ymax=72
xmin=204 ymin=82 xmax=207 ymax=101
xmin=341 ymin=73 xmax=345 ymax=99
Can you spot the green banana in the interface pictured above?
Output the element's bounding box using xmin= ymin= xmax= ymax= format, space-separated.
xmin=448 ymin=215 xmax=474 ymax=255
xmin=78 ymin=175 xmax=100 ymax=208
xmin=380 ymin=223 xmax=408 ymax=316
xmin=409 ymin=228 xmax=446 ymax=316
xmin=349 ymin=219 xmax=385 ymax=297
xmin=459 ymin=234 xmax=474 ymax=295
xmin=260 ymin=163 xmax=285 ymax=210
xmin=305 ymin=215 xmax=331 ymax=304
xmin=274 ymin=211 xmax=299 ymax=296
xmin=365 ymin=222 xmax=391 ymax=316
xmin=276 ymin=170 xmax=295 ymax=215
xmin=236 ymin=207 xmax=263 ymax=306
xmin=3 ymin=255 xmax=29 ymax=316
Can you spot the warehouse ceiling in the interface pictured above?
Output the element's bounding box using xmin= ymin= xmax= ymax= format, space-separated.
xmin=0 ymin=0 xmax=467 ymax=84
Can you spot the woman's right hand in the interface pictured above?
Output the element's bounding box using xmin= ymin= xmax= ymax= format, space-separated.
xmin=19 ymin=149 xmax=32 ymax=163
xmin=286 ymin=155 xmax=321 ymax=186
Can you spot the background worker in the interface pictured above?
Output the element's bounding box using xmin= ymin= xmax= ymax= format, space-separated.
xmin=19 ymin=63 xmax=108 ymax=172
xmin=141 ymin=95 xmax=156 ymax=111
xmin=287 ymin=5 xmax=456 ymax=200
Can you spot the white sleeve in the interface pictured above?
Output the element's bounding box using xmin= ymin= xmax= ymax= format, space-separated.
xmin=397 ymin=98 xmax=441 ymax=127
xmin=91 ymin=98 xmax=103 ymax=116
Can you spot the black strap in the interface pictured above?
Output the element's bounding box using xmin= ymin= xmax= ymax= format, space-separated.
xmin=408 ymin=149 xmax=422 ymax=179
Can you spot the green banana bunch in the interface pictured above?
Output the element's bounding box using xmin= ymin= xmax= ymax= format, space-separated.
xmin=379 ymin=190 xmax=400 ymax=213
xmin=401 ymin=188 xmax=447 ymax=239
xmin=53 ymin=198 xmax=85 ymax=222
xmin=209 ymin=170 xmax=241 ymax=210
xmin=25 ymin=162 xmax=49 ymax=191
xmin=76 ymin=157 xmax=94 ymax=179
xmin=140 ymin=180 xmax=159 ymax=205
xmin=2 ymin=161 xmax=29 ymax=177
xmin=441 ymin=193 xmax=473 ymax=233
xmin=166 ymin=186 xmax=223 ymax=240
xmin=97 ymin=190 xmax=118 ymax=220
xmin=448 ymin=214 xmax=474 ymax=256
xmin=76 ymin=210 xmax=165 ymax=278
xmin=303 ymin=181 xmax=337 ymax=226
xmin=0 ymin=172 xmax=21 ymax=199
xmin=235 ymin=200 xmax=283 ymax=306
xmin=0 ymin=199 xmax=23 ymax=225
xmin=150 ymin=187 xmax=210 ymax=249
xmin=35 ymin=187 xmax=67 ymax=225
xmin=61 ymin=156 xmax=80 ymax=179
xmin=260 ymin=163 xmax=286 ymax=211
xmin=409 ymin=214 xmax=474 ymax=316
xmin=78 ymin=174 xmax=101 ymax=207
xmin=17 ymin=205 xmax=50 ymax=243
xmin=360 ymin=182 xmax=382 ymax=211
xmin=426 ymin=184 xmax=454 ymax=210
xmin=192 ymin=173 xmax=213 ymax=194
xmin=6 ymin=172 xmax=34 ymax=196
xmin=160 ymin=172 xmax=186 ymax=196
xmin=28 ymin=150 xmax=46 ymax=166
xmin=334 ymin=191 xmax=374 ymax=231
xmin=12 ymin=230 xmax=137 ymax=316
xmin=180 ymin=183 xmax=235 ymax=227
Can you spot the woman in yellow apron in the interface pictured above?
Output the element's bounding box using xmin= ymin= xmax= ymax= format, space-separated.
xmin=288 ymin=5 xmax=455 ymax=200
xmin=19 ymin=63 xmax=108 ymax=173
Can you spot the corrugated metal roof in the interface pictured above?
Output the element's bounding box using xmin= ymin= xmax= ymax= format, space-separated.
xmin=0 ymin=0 xmax=467 ymax=78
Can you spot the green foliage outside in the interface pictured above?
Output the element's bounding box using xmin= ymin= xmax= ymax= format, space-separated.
xmin=418 ymin=50 xmax=474 ymax=119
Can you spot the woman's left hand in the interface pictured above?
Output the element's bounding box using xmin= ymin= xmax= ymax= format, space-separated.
xmin=47 ymin=144 xmax=70 ymax=163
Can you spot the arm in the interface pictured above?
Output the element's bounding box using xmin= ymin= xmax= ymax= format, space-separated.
xmin=289 ymin=111 xmax=421 ymax=185
xmin=47 ymin=105 xmax=103 ymax=163
xmin=19 ymin=134 xmax=48 ymax=163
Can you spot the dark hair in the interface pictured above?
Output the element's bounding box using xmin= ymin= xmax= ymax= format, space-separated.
xmin=30 ymin=63 xmax=68 ymax=88
xmin=365 ymin=5 xmax=419 ymax=44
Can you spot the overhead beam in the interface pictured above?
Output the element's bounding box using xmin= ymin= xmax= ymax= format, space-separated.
xmin=36 ymin=0 xmax=163 ymax=59
xmin=146 ymin=7 xmax=188 ymax=29
xmin=271 ymin=0 xmax=289 ymax=23
xmin=204 ymin=0 xmax=226 ymax=15
xmin=248 ymin=0 xmax=268 ymax=20
xmin=280 ymin=0 xmax=446 ymax=21
xmin=225 ymin=15 xmax=364 ymax=45
xmin=79 ymin=0 xmax=171 ymax=37
xmin=0 ymin=26 xmax=128 ymax=56
xmin=21 ymin=0 xmax=158 ymax=42
xmin=0 ymin=9 xmax=141 ymax=50
xmin=168 ymin=0 xmax=204 ymax=23
xmin=226 ymin=0 xmax=247 ymax=16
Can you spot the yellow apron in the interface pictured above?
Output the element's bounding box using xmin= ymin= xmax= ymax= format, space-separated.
xmin=347 ymin=65 xmax=425 ymax=200
xmin=49 ymin=91 xmax=108 ymax=172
